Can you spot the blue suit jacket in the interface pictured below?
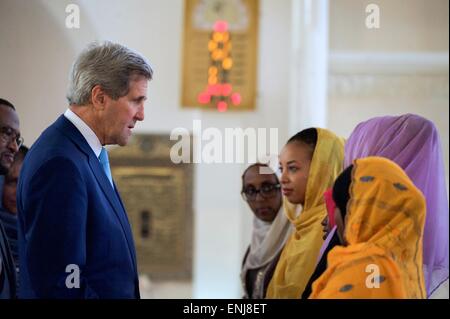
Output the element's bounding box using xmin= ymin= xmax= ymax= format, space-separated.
xmin=17 ymin=115 xmax=139 ymax=299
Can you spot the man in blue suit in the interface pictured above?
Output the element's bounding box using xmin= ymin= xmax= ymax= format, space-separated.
xmin=17 ymin=42 xmax=153 ymax=298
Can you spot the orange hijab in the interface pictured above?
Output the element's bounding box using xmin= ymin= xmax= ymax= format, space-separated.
xmin=310 ymin=157 xmax=426 ymax=299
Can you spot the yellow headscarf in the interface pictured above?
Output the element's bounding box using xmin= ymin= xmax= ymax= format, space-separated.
xmin=310 ymin=157 xmax=426 ymax=299
xmin=266 ymin=128 xmax=345 ymax=298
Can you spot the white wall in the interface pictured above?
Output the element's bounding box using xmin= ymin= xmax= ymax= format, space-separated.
xmin=329 ymin=0 xmax=449 ymax=52
xmin=328 ymin=0 xmax=449 ymax=186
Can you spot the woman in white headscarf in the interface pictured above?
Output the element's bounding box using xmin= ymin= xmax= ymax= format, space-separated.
xmin=240 ymin=163 xmax=292 ymax=299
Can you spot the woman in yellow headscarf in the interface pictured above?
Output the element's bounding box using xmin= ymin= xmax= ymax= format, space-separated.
xmin=266 ymin=128 xmax=345 ymax=298
xmin=310 ymin=157 xmax=426 ymax=298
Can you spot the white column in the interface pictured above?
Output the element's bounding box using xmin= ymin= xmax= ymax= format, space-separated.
xmin=288 ymin=0 xmax=329 ymax=136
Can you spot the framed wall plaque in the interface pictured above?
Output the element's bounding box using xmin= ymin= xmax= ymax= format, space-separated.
xmin=109 ymin=134 xmax=194 ymax=281
xmin=181 ymin=0 xmax=259 ymax=111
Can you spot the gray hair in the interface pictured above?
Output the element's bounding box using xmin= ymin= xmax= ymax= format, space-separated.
xmin=66 ymin=41 xmax=153 ymax=105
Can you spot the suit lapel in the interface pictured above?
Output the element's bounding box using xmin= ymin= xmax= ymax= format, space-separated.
xmin=114 ymin=184 xmax=138 ymax=270
xmin=88 ymin=158 xmax=137 ymax=269
xmin=53 ymin=115 xmax=138 ymax=272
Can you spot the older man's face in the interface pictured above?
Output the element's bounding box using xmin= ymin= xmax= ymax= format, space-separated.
xmin=0 ymin=105 xmax=20 ymax=173
xmin=102 ymin=76 xmax=148 ymax=146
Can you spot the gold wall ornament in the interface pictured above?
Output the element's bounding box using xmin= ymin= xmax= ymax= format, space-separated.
xmin=109 ymin=134 xmax=194 ymax=280
xmin=181 ymin=0 xmax=259 ymax=112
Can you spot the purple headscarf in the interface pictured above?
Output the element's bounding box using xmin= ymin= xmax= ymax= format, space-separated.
xmin=344 ymin=114 xmax=449 ymax=297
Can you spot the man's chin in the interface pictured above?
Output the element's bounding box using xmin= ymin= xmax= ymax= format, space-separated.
xmin=117 ymin=131 xmax=133 ymax=146
xmin=0 ymin=161 xmax=11 ymax=175
xmin=118 ymin=137 xmax=130 ymax=147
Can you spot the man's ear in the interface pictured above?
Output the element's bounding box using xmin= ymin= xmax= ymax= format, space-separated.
xmin=91 ymin=85 xmax=107 ymax=110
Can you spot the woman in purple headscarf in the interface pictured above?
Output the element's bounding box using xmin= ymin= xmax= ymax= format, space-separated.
xmin=344 ymin=113 xmax=449 ymax=297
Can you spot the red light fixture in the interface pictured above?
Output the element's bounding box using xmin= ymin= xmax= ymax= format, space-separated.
xmin=197 ymin=20 xmax=242 ymax=112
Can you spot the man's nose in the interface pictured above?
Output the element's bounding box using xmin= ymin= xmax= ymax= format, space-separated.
xmin=255 ymin=191 xmax=265 ymax=202
xmin=7 ymin=139 xmax=19 ymax=153
xmin=135 ymin=104 xmax=145 ymax=121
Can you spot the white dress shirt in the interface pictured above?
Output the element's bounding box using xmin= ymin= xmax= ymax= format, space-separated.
xmin=64 ymin=108 xmax=103 ymax=158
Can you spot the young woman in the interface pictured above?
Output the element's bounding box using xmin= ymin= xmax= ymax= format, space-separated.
xmin=240 ymin=163 xmax=291 ymax=299
xmin=344 ymin=114 xmax=448 ymax=297
xmin=310 ymin=157 xmax=426 ymax=298
xmin=265 ymin=128 xmax=344 ymax=298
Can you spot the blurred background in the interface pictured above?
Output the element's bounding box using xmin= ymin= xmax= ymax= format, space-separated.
xmin=0 ymin=0 xmax=448 ymax=298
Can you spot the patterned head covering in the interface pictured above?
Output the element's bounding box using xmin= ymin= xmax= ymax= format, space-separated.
xmin=310 ymin=157 xmax=426 ymax=299
xmin=344 ymin=114 xmax=448 ymax=296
